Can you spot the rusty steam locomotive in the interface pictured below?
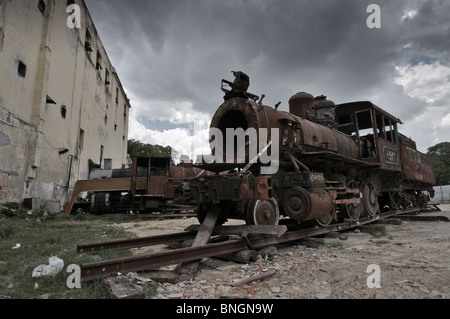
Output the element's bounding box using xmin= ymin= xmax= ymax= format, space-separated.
xmin=181 ymin=71 xmax=436 ymax=226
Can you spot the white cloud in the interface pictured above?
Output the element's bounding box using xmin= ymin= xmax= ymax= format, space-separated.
xmin=442 ymin=113 xmax=450 ymax=127
xmin=402 ymin=10 xmax=418 ymax=22
xmin=394 ymin=61 xmax=450 ymax=104
xmin=127 ymin=98 xmax=212 ymax=163
xmin=393 ymin=62 xmax=450 ymax=151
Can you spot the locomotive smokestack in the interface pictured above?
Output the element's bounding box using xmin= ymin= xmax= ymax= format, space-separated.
xmin=289 ymin=92 xmax=316 ymax=121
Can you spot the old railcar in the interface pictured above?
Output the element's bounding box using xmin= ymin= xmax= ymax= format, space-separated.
xmin=64 ymin=156 xmax=205 ymax=215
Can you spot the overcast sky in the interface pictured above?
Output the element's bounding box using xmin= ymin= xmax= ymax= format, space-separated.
xmin=84 ymin=0 xmax=450 ymax=160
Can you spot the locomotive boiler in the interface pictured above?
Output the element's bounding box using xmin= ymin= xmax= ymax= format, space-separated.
xmin=187 ymin=71 xmax=436 ymax=226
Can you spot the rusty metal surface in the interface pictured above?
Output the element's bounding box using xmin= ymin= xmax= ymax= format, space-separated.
xmin=289 ymin=92 xmax=316 ymax=120
xmin=400 ymin=140 xmax=436 ymax=186
xmin=77 ymin=232 xmax=197 ymax=253
xmin=210 ymin=97 xmax=360 ymax=164
xmin=376 ymin=138 xmax=402 ymax=172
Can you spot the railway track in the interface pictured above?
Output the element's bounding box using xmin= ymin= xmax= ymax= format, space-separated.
xmin=78 ymin=206 xmax=432 ymax=282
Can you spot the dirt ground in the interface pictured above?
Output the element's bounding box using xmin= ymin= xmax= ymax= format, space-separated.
xmin=119 ymin=205 xmax=450 ymax=299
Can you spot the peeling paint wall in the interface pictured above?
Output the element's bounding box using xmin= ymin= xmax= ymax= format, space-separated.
xmin=0 ymin=0 xmax=131 ymax=211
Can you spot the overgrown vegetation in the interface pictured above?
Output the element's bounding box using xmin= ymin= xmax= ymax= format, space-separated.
xmin=0 ymin=206 xmax=156 ymax=299
xmin=427 ymin=142 xmax=450 ymax=186
xmin=128 ymin=139 xmax=179 ymax=161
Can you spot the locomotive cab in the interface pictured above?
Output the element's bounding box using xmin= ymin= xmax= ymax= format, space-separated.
xmin=336 ymin=101 xmax=403 ymax=171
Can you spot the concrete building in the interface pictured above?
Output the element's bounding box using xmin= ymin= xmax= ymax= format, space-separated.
xmin=0 ymin=0 xmax=131 ymax=212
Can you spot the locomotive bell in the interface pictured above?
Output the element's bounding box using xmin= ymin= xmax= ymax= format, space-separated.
xmin=314 ymin=95 xmax=336 ymax=127
xmin=289 ymin=92 xmax=316 ymax=121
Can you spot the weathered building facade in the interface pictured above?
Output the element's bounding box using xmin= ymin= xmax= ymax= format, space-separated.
xmin=0 ymin=0 xmax=131 ymax=212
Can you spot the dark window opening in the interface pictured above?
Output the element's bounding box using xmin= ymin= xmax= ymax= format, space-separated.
xmin=116 ymin=87 xmax=119 ymax=104
xmin=96 ymin=51 xmax=102 ymax=71
xmin=79 ymin=129 xmax=85 ymax=150
xmin=38 ymin=0 xmax=46 ymax=16
xmin=67 ymin=0 xmax=75 ymax=5
xmin=61 ymin=105 xmax=67 ymax=119
xmin=18 ymin=60 xmax=27 ymax=77
xmin=0 ymin=27 xmax=4 ymax=51
xmin=105 ymin=69 xmax=110 ymax=85
xmin=85 ymin=29 xmax=93 ymax=52
xmin=100 ymin=145 xmax=104 ymax=168
xmin=46 ymin=95 xmax=56 ymax=104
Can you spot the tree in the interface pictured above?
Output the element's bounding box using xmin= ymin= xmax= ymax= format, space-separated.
xmin=128 ymin=139 xmax=179 ymax=160
xmin=427 ymin=142 xmax=450 ymax=186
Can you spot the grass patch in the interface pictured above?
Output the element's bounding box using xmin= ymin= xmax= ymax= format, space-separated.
xmin=0 ymin=211 xmax=154 ymax=299
xmin=358 ymin=224 xmax=387 ymax=238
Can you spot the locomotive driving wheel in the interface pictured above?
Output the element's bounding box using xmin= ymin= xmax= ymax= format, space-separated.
xmin=341 ymin=180 xmax=362 ymax=222
xmin=246 ymin=199 xmax=280 ymax=226
xmin=361 ymin=179 xmax=379 ymax=217
xmin=316 ymin=207 xmax=336 ymax=227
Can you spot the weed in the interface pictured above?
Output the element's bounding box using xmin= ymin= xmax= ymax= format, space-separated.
xmin=0 ymin=213 xmax=136 ymax=299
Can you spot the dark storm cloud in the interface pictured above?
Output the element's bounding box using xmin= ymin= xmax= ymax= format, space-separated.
xmin=402 ymin=0 xmax=450 ymax=64
xmin=84 ymin=0 xmax=450 ymax=151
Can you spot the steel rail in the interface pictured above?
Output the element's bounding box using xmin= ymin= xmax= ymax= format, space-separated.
xmin=80 ymin=207 xmax=421 ymax=282
xmin=77 ymin=232 xmax=197 ymax=253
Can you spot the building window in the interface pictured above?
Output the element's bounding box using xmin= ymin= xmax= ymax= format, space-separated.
xmin=100 ymin=145 xmax=104 ymax=168
xmin=0 ymin=27 xmax=4 ymax=51
xmin=85 ymin=29 xmax=93 ymax=52
xmin=96 ymin=51 xmax=102 ymax=72
xmin=18 ymin=60 xmax=27 ymax=77
xmin=67 ymin=0 xmax=75 ymax=5
xmin=105 ymin=69 xmax=110 ymax=86
xmin=114 ymin=123 xmax=118 ymax=131
xmin=104 ymin=115 xmax=108 ymax=125
xmin=79 ymin=129 xmax=85 ymax=150
xmin=61 ymin=105 xmax=67 ymax=119
xmin=38 ymin=0 xmax=46 ymax=16
xmin=116 ymin=87 xmax=119 ymax=104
